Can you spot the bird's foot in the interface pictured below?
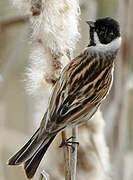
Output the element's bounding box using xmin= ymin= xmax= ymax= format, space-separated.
xmin=59 ymin=136 xmax=79 ymax=152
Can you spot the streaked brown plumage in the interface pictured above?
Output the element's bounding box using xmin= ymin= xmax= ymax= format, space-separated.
xmin=42 ymin=52 xmax=114 ymax=133
xmin=8 ymin=17 xmax=121 ymax=179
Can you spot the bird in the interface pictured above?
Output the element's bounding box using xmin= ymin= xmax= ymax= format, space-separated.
xmin=8 ymin=17 xmax=122 ymax=179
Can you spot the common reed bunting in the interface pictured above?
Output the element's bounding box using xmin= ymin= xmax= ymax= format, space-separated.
xmin=8 ymin=17 xmax=122 ymax=179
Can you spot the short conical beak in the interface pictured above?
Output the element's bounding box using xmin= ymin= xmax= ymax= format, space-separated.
xmin=86 ymin=21 xmax=95 ymax=28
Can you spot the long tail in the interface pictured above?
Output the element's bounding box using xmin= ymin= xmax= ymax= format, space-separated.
xmin=8 ymin=128 xmax=56 ymax=179
xmin=24 ymin=135 xmax=55 ymax=179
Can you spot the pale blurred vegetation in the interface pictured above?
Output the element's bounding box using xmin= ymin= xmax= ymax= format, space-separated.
xmin=0 ymin=0 xmax=133 ymax=180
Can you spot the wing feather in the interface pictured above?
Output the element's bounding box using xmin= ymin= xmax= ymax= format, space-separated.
xmin=42 ymin=53 xmax=113 ymax=133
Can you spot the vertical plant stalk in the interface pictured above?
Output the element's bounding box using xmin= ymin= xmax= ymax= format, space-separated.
xmin=71 ymin=127 xmax=78 ymax=180
xmin=61 ymin=131 xmax=71 ymax=180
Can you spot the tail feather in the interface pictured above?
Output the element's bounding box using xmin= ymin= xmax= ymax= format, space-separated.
xmin=8 ymin=128 xmax=43 ymax=165
xmin=24 ymin=135 xmax=56 ymax=179
xmin=8 ymin=127 xmax=56 ymax=179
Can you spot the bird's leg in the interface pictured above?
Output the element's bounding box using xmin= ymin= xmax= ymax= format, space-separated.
xmin=59 ymin=136 xmax=79 ymax=152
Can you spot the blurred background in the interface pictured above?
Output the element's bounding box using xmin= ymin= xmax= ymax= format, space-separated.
xmin=0 ymin=0 xmax=133 ymax=180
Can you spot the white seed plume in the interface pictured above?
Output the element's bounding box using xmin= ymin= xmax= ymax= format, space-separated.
xmin=27 ymin=0 xmax=80 ymax=96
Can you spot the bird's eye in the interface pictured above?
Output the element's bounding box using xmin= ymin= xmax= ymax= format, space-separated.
xmin=109 ymin=32 xmax=114 ymax=37
xmin=108 ymin=31 xmax=114 ymax=40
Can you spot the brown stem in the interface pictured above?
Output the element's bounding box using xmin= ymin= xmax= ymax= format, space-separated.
xmin=71 ymin=127 xmax=78 ymax=180
xmin=61 ymin=131 xmax=71 ymax=180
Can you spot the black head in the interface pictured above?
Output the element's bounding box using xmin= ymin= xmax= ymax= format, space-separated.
xmin=87 ymin=17 xmax=120 ymax=46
